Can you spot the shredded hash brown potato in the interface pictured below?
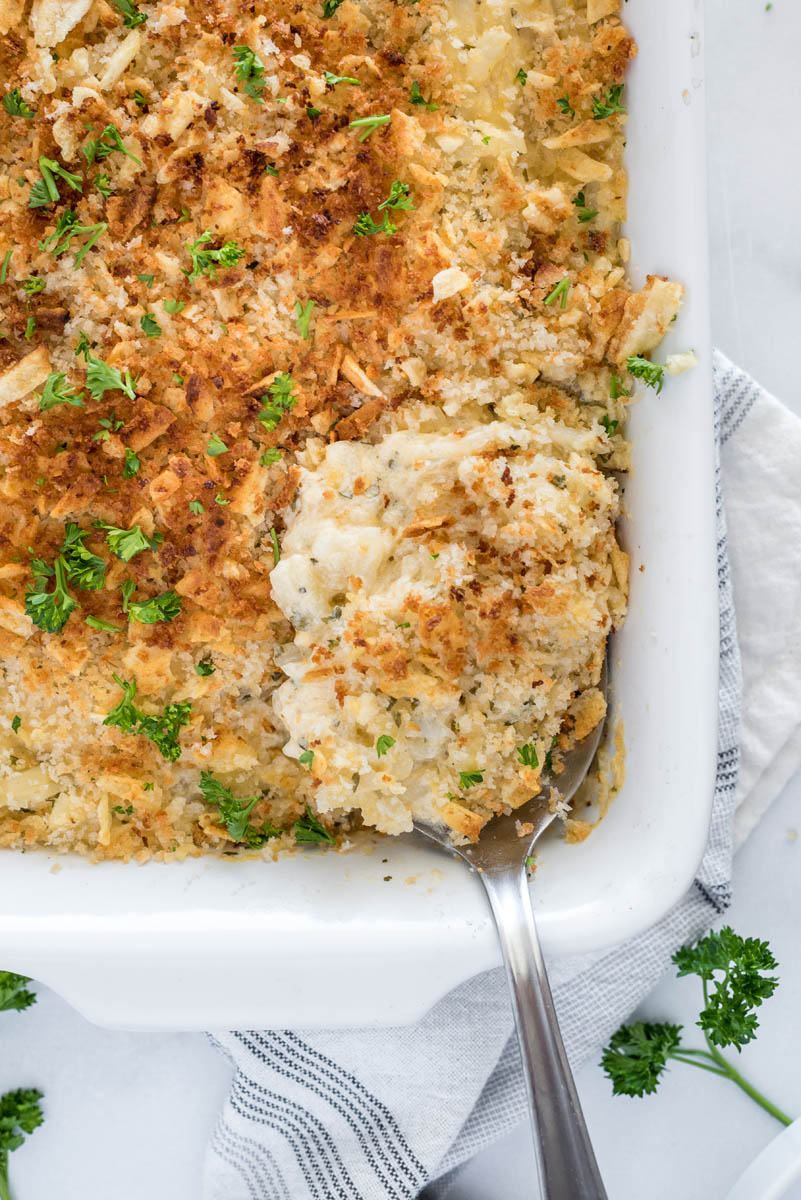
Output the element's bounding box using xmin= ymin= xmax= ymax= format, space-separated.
xmin=0 ymin=0 xmax=683 ymax=859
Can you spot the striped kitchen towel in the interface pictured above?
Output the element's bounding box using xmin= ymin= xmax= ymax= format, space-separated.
xmin=204 ymin=352 xmax=801 ymax=1200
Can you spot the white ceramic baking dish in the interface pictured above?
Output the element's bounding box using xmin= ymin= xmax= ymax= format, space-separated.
xmin=0 ymin=0 xmax=717 ymax=1031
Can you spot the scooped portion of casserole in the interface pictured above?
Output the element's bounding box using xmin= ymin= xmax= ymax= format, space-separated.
xmin=0 ymin=0 xmax=682 ymax=858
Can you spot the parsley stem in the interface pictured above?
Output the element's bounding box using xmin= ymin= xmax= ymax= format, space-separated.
xmin=702 ymin=1035 xmax=793 ymax=1126
xmin=668 ymin=1053 xmax=728 ymax=1076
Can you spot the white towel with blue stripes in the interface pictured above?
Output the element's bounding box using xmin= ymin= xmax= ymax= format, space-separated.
xmin=204 ymin=353 xmax=801 ymax=1200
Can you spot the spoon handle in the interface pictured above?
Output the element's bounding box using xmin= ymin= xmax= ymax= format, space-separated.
xmin=481 ymin=865 xmax=607 ymax=1200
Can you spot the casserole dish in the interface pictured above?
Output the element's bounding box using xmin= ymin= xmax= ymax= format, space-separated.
xmin=0 ymin=0 xmax=717 ymax=1031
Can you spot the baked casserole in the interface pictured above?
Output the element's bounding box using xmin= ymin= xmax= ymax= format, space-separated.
xmin=0 ymin=0 xmax=684 ymax=858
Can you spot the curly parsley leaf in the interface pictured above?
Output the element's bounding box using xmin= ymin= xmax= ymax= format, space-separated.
xmin=140 ymin=313 xmax=161 ymax=338
xmin=0 ymin=1086 xmax=45 ymax=1194
xmin=294 ymin=804 xmax=335 ymax=845
xmin=556 ymin=94 xmax=575 ymax=120
xmin=123 ymin=446 xmax=140 ymax=478
xmin=0 ymin=972 xmax=36 ymax=1013
xmin=104 ymin=675 xmax=191 ymax=761
xmin=352 ymin=211 xmax=397 ymax=237
xmin=673 ymin=927 xmax=779 ymax=1051
xmin=25 ymin=556 xmax=76 ymax=633
xmin=602 ymin=1022 xmax=683 ymax=1098
xmin=378 ymin=180 xmax=414 ymax=212
xmin=2 ymin=89 xmax=35 ymax=119
xmin=458 ymin=769 xmax=484 ymax=790
xmin=85 ymin=353 xmax=136 ymax=401
xmin=93 ymin=521 xmax=162 ymax=562
xmin=194 ymin=656 xmax=215 ymax=676
xmin=294 ymin=299 xmax=315 ymax=339
xmin=258 ymin=373 xmax=297 ymax=432
xmin=626 ymin=356 xmax=666 ymax=394
xmin=110 ymin=0 xmax=147 ymax=27
xmin=573 ymin=191 xmax=598 ymax=223
xmin=376 ymin=735 xmax=395 ymax=757
xmin=36 ymin=372 xmax=85 ymax=411
xmin=199 ymin=772 xmax=280 ymax=846
xmin=409 ymin=81 xmax=438 ymax=111
xmin=592 ymin=84 xmax=626 ymax=120
xmin=233 ymin=45 xmax=265 ymax=103
xmin=83 ymin=123 xmax=141 ymax=165
xmin=184 ymin=231 xmax=245 ymax=281
xmin=206 ymin=432 xmax=228 ymax=456
xmin=127 ymin=590 xmax=181 ymax=625
xmin=322 ymin=0 xmax=345 ymax=15
xmin=28 ymin=156 xmax=82 ymax=209
xmin=517 ymin=743 xmax=539 ymax=768
xmin=60 ymin=523 xmax=105 ymax=590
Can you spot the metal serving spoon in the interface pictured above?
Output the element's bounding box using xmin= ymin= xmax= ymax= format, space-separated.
xmin=413 ymin=669 xmax=608 ymax=1200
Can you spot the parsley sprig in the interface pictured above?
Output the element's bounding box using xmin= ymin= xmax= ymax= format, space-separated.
xmin=28 ymin=156 xmax=82 ymax=209
xmin=294 ymin=804 xmax=335 ymax=845
xmin=36 ymin=372 xmax=84 ymax=411
xmin=110 ymin=0 xmax=147 ymax=27
xmin=184 ymin=231 xmax=245 ymax=281
xmin=200 ymin=772 xmax=280 ymax=846
xmin=38 ymin=211 xmax=107 ymax=266
xmin=626 ymin=356 xmax=666 ymax=394
xmin=127 ymin=590 xmax=182 ymax=625
xmin=349 ymin=114 xmax=390 ymax=141
xmin=2 ymin=89 xmax=35 ymax=119
xmin=233 ymin=46 xmax=265 ymax=103
xmin=258 ymin=373 xmax=297 ymax=431
xmin=0 ymin=1088 xmax=45 ymax=1199
xmin=352 ymin=211 xmax=396 ymax=237
xmin=25 ymin=556 xmax=76 ymax=633
xmin=0 ymin=972 xmax=36 ymax=1013
xmin=93 ymin=521 xmax=162 ymax=562
xmin=85 ymin=353 xmax=136 ymax=401
xmin=83 ymin=123 xmax=141 ymax=165
xmin=104 ymin=675 xmax=191 ymax=761
xmin=592 ymin=84 xmax=626 ymax=120
xmin=409 ymin=81 xmax=438 ymax=111
xmin=573 ymin=191 xmax=598 ymax=223
xmin=602 ymin=927 xmax=793 ymax=1125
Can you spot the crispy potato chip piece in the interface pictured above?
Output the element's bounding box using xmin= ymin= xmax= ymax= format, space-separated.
xmin=0 ymin=346 xmax=51 ymax=408
xmin=608 ymin=275 xmax=685 ymax=365
xmin=30 ymin=0 xmax=92 ymax=47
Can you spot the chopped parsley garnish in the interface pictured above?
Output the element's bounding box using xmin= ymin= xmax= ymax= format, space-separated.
xmin=609 ymin=373 xmax=630 ymax=400
xmin=200 ymin=771 xmax=279 ymax=846
xmin=214 ymin=491 xmax=229 ymax=505
xmin=626 ymin=355 xmax=666 ymax=394
xmin=592 ymin=84 xmax=626 ymax=120
xmin=573 ymin=191 xmax=598 ymax=223
xmin=24 ymin=316 xmax=35 ymax=340
xmin=184 ymin=231 xmax=245 ymax=281
xmin=85 ymin=353 xmax=136 ymax=401
xmin=376 ymin=735 xmax=395 ymax=757
xmin=104 ymin=674 xmax=191 ymax=761
xmin=459 ymin=769 xmax=484 ymax=790
xmin=2 ymin=89 xmax=35 ymax=118
xmin=38 ymin=211 xmax=107 ymax=266
xmin=298 ymin=749 xmax=314 ymax=768
xmin=260 ymin=448 xmax=282 ymax=466
xmin=74 ymin=331 xmax=91 ymax=359
xmin=189 ymin=500 xmax=204 ymax=515
xmin=515 ymin=67 xmax=528 ymax=85
xmin=352 ymin=211 xmax=397 ymax=237
xmin=36 ymin=372 xmax=84 ymax=411
xmin=324 ymin=70 xmax=361 ymax=87
xmin=544 ymin=276 xmax=570 ymax=308
xmin=10 ymin=716 xmax=20 ymax=735
xmin=95 ymin=172 xmax=113 ymax=198
xmin=132 ymin=89 xmax=147 ymax=107
xmin=233 ymin=45 xmax=265 ymax=103
xmin=306 ymin=106 xmax=322 ymax=120
xmin=111 ymin=804 xmax=133 ymax=815
xmin=378 ymin=180 xmax=414 ymax=211
xmin=556 ymin=94 xmax=575 ymax=120
xmin=269 ymin=527 xmax=281 ymax=565
xmin=127 ymin=590 xmax=182 ymax=625
xmin=123 ymin=446 xmax=140 ymax=478
xmin=258 ymin=373 xmax=297 ymax=431
xmin=163 ymin=298 xmax=185 ymax=314
xmin=60 ymin=523 xmax=105 ymax=590
xmin=409 ymin=81 xmax=438 ymax=111
xmin=194 ymin=656 xmax=215 ymax=676
xmin=322 ymin=0 xmax=345 ymax=15
xmin=0 ymin=249 xmax=10 ymax=283
xmin=93 ymin=414 xmax=124 ymax=442
xmin=25 ymin=557 xmax=76 ymax=633
xmin=206 ymin=432 xmax=228 ymax=456
xmin=349 ymin=113 xmax=391 ymax=141
xmin=294 ymin=299 xmax=315 ymax=339
xmin=28 ymin=156 xmax=82 ymax=209
xmin=110 ymin=0 xmax=147 ymax=28
xmin=294 ymin=804 xmax=335 ymax=845
xmin=140 ymin=313 xmax=161 ymax=338
xmin=86 ymin=615 xmax=122 ymax=633
xmin=600 ymin=414 xmax=619 ymax=436
xmin=83 ymin=123 xmax=141 ymax=165
xmin=23 ymin=275 xmax=45 ymax=295
xmin=517 ymin=743 xmax=539 ymax=768
xmin=93 ymin=521 xmax=162 ymax=562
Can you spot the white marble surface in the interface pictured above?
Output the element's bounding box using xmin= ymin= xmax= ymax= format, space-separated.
xmin=4 ymin=2 xmax=801 ymax=1198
